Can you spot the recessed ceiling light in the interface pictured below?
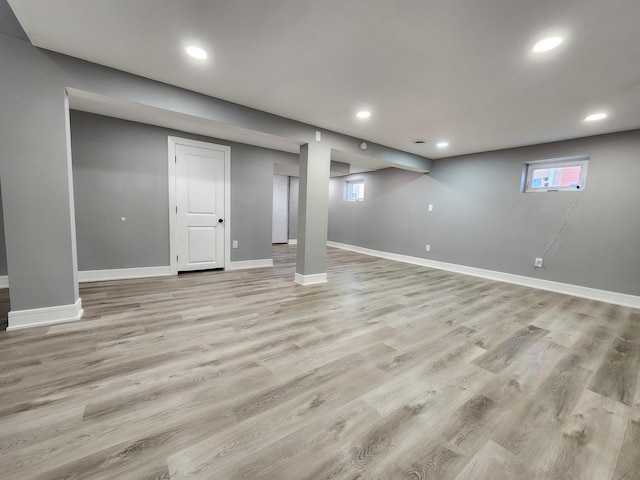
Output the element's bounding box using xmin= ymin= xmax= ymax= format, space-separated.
xmin=437 ymin=141 xmax=449 ymax=148
xmin=532 ymin=36 xmax=563 ymax=53
xmin=412 ymin=139 xmax=427 ymax=144
xmin=185 ymin=46 xmax=208 ymax=59
xmin=356 ymin=111 xmax=371 ymax=119
xmin=584 ymin=112 xmax=607 ymax=122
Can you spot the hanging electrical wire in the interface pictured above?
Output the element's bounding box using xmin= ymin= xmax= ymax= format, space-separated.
xmin=539 ymin=194 xmax=581 ymax=260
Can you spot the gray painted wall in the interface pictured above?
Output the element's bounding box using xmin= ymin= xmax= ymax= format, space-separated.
xmin=0 ymin=0 xmax=27 ymax=41
xmin=329 ymin=130 xmax=640 ymax=296
xmin=288 ymin=177 xmax=299 ymax=240
xmin=0 ymin=182 xmax=7 ymax=275
xmin=71 ymin=111 xmax=297 ymax=268
xmin=71 ymin=112 xmax=170 ymax=270
xmin=229 ymin=145 xmax=284 ymax=261
xmin=0 ymin=31 xmax=428 ymax=312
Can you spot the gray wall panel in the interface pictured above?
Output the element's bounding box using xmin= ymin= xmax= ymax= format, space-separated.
xmin=329 ymin=168 xmax=429 ymax=254
xmin=229 ymin=146 xmax=276 ymax=261
xmin=329 ymin=130 xmax=640 ymax=296
xmin=71 ymin=111 xmax=297 ymax=268
xmin=71 ymin=112 xmax=170 ymax=270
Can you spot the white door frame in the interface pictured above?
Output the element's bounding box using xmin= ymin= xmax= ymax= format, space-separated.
xmin=272 ymin=174 xmax=289 ymax=244
xmin=168 ymin=136 xmax=231 ymax=275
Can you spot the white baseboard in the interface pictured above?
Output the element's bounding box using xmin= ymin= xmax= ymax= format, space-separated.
xmin=78 ymin=266 xmax=173 ymax=283
xmin=226 ymin=259 xmax=274 ymax=271
xmin=7 ymin=298 xmax=84 ymax=331
xmin=0 ymin=275 xmax=8 ymax=289
xmin=294 ymin=272 xmax=328 ymax=286
xmin=288 ymin=239 xmax=298 ymax=245
xmin=328 ymin=241 xmax=640 ymax=309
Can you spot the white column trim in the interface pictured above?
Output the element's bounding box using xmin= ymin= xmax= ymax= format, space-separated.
xmin=64 ymin=91 xmax=81 ymax=299
xmin=327 ymin=241 xmax=640 ymax=309
xmin=7 ymin=298 xmax=84 ymax=331
xmin=294 ymin=272 xmax=328 ymax=286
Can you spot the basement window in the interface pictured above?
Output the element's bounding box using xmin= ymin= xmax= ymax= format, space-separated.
xmin=346 ymin=180 xmax=365 ymax=201
xmin=523 ymin=156 xmax=589 ymax=193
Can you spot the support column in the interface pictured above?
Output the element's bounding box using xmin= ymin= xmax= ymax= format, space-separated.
xmin=295 ymin=142 xmax=331 ymax=285
xmin=0 ymin=37 xmax=82 ymax=330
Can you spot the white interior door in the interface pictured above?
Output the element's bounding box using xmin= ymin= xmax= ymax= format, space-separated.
xmin=176 ymin=144 xmax=225 ymax=271
xmin=272 ymin=175 xmax=289 ymax=244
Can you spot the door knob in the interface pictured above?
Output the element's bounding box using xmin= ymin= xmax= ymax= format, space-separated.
xmin=218 ymin=218 xmax=224 ymax=223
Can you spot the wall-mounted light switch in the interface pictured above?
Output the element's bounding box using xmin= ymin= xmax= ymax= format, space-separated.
xmin=232 ymin=240 xmax=238 ymax=249
xmin=428 ymin=204 xmax=433 ymax=212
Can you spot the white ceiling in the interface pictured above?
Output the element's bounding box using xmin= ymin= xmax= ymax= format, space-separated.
xmin=9 ymin=0 xmax=640 ymax=159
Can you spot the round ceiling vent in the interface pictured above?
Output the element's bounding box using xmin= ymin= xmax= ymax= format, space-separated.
xmin=412 ymin=139 xmax=428 ymax=144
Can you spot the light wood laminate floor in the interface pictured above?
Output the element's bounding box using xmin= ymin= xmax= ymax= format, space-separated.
xmin=0 ymin=245 xmax=639 ymax=479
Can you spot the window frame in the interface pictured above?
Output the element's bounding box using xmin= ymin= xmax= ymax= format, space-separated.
xmin=345 ymin=180 xmax=365 ymax=202
xmin=522 ymin=155 xmax=589 ymax=193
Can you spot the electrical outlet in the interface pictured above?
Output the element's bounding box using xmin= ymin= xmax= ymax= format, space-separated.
xmin=428 ymin=204 xmax=434 ymax=212
xmin=425 ymin=244 xmax=431 ymax=252
xmin=534 ymin=257 xmax=543 ymax=268
xmin=232 ymin=240 xmax=238 ymax=249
